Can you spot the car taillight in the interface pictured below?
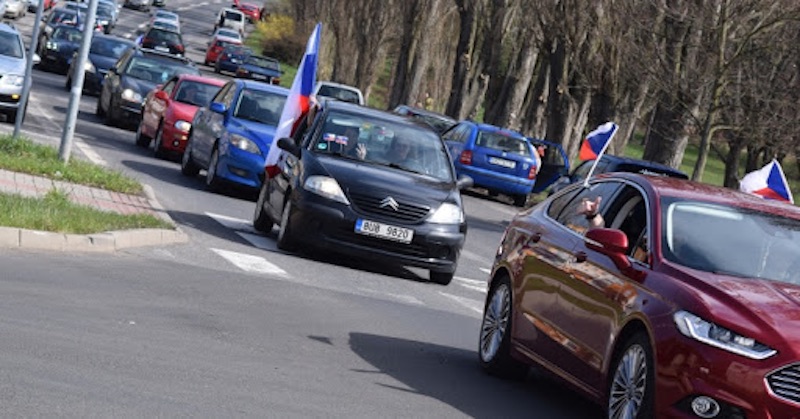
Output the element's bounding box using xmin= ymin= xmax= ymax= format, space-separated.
xmin=142 ymin=37 xmax=154 ymax=45
xmin=271 ymin=78 xmax=280 ymax=85
xmin=176 ymin=44 xmax=184 ymax=52
xmin=459 ymin=150 xmax=472 ymax=165
xmin=528 ymin=166 xmax=537 ymax=180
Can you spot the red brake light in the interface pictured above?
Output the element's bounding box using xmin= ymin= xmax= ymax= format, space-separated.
xmin=528 ymin=166 xmax=537 ymax=180
xmin=176 ymin=45 xmax=185 ymax=52
xmin=143 ymin=37 xmax=154 ymax=45
xmin=459 ymin=150 xmax=472 ymax=165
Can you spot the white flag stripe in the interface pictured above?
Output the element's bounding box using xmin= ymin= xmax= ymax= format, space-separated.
xmin=211 ymin=248 xmax=288 ymax=277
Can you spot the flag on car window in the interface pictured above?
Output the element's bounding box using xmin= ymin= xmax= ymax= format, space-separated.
xmin=579 ymin=122 xmax=618 ymax=161
xmin=264 ymin=22 xmax=321 ymax=178
xmin=739 ymin=159 xmax=794 ymax=203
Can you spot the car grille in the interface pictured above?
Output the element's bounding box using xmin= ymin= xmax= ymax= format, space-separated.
xmin=349 ymin=191 xmax=431 ymax=223
xmin=766 ymin=363 xmax=800 ymax=404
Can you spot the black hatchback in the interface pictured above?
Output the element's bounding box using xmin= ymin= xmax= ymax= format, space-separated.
xmin=253 ymin=101 xmax=472 ymax=285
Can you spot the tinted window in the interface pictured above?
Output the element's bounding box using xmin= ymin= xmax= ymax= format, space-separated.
xmin=555 ymin=181 xmax=622 ymax=234
xmin=53 ymin=26 xmax=81 ymax=42
xmin=175 ymin=80 xmax=222 ymax=107
xmin=124 ymin=56 xmax=198 ymax=83
xmin=90 ymin=37 xmax=132 ymax=58
xmin=246 ymin=56 xmax=279 ymax=70
xmin=475 ymin=131 xmax=531 ymax=157
xmin=317 ymin=86 xmax=360 ymax=104
xmin=0 ymin=31 xmax=23 ymax=58
xmin=233 ymin=88 xmax=287 ymax=125
xmin=224 ymin=10 xmax=243 ymax=20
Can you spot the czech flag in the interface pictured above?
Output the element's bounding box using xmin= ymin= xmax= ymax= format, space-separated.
xmin=739 ymin=159 xmax=794 ymax=203
xmin=264 ymin=22 xmax=321 ymax=178
xmin=579 ymin=122 xmax=618 ymax=161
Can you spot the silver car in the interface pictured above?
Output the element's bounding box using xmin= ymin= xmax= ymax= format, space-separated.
xmin=0 ymin=23 xmax=38 ymax=122
xmin=3 ymin=0 xmax=26 ymax=18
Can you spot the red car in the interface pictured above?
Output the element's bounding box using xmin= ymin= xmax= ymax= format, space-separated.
xmin=235 ymin=2 xmax=260 ymax=22
xmin=479 ymin=172 xmax=800 ymax=418
xmin=136 ymin=74 xmax=225 ymax=159
xmin=203 ymin=31 xmax=242 ymax=66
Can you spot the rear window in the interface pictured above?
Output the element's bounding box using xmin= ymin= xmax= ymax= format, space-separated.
xmin=475 ymin=131 xmax=531 ymax=157
xmin=317 ymin=86 xmax=361 ymax=104
xmin=224 ymin=10 xmax=243 ymax=21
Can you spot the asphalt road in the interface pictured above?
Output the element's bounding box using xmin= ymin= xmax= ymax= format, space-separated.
xmin=0 ymin=2 xmax=603 ymax=417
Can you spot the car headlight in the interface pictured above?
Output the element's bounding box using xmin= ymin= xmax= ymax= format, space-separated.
xmin=673 ymin=311 xmax=776 ymax=360
xmin=428 ymin=202 xmax=464 ymax=224
xmin=0 ymin=74 xmax=24 ymax=87
xmin=46 ymin=41 xmax=58 ymax=50
xmin=174 ymin=120 xmax=191 ymax=132
xmin=229 ymin=134 xmax=261 ymax=155
xmin=121 ymin=88 xmax=142 ymax=103
xmin=84 ymin=61 xmax=96 ymax=73
xmin=303 ymin=175 xmax=349 ymax=205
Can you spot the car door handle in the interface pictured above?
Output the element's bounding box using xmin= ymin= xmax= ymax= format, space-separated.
xmin=575 ymin=251 xmax=587 ymax=263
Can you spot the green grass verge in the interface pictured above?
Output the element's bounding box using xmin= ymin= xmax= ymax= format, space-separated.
xmin=0 ymin=190 xmax=172 ymax=234
xmin=0 ymin=135 xmax=172 ymax=233
xmin=0 ymin=135 xmax=143 ymax=195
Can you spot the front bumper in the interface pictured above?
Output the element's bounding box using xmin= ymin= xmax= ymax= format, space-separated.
xmin=157 ymin=122 xmax=190 ymax=154
xmin=0 ymin=85 xmax=23 ymax=113
xmin=215 ymin=141 xmax=266 ymax=189
xmin=40 ymin=50 xmax=71 ymax=72
xmin=285 ymin=189 xmax=465 ymax=273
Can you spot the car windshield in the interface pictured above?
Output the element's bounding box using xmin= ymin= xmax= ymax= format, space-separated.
xmin=174 ymin=81 xmax=221 ymax=107
xmin=662 ymin=198 xmax=800 ymax=284
xmin=53 ymin=26 xmax=82 ymax=42
xmin=50 ymin=10 xmax=79 ymax=25
xmin=246 ymin=56 xmax=279 ymax=70
xmin=412 ymin=113 xmax=455 ymax=134
xmin=217 ymin=29 xmax=239 ymax=39
xmin=96 ymin=3 xmax=114 ymax=17
xmin=313 ymin=111 xmax=454 ymax=181
xmin=90 ymin=38 xmax=131 ymax=58
xmin=223 ymin=46 xmax=251 ymax=57
xmin=0 ymin=31 xmax=23 ymax=58
xmin=476 ymin=131 xmax=531 ymax=156
xmin=317 ymin=85 xmax=360 ymax=104
xmin=125 ymin=57 xmax=199 ymax=83
xmin=233 ymin=88 xmax=287 ymax=125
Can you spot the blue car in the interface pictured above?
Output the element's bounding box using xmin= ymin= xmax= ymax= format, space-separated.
xmin=213 ymin=44 xmax=252 ymax=74
xmin=234 ymin=54 xmax=282 ymax=84
xmin=443 ymin=121 xmax=568 ymax=206
xmin=181 ymin=79 xmax=289 ymax=192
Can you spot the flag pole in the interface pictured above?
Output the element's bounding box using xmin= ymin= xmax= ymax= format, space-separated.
xmin=582 ymin=124 xmax=618 ymax=188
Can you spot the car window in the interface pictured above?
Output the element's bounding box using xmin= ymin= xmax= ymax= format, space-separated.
xmin=555 ymin=181 xmax=622 ymax=235
xmin=317 ymin=85 xmax=361 ymax=104
xmin=475 ymin=131 xmax=531 ymax=156
xmin=233 ymin=88 xmax=287 ymax=125
xmin=0 ymin=31 xmax=23 ymax=58
xmin=148 ymin=29 xmax=181 ymax=44
xmin=124 ymin=56 xmax=198 ymax=83
xmin=161 ymin=79 xmax=176 ymax=95
xmin=604 ymin=185 xmax=649 ymax=261
xmin=246 ymin=56 xmax=279 ymax=70
xmin=53 ymin=26 xmax=81 ymax=42
xmin=224 ymin=10 xmax=242 ymax=20
xmin=90 ymin=38 xmax=131 ymax=58
xmin=175 ymin=80 xmax=222 ymax=107
xmin=212 ymin=82 xmax=235 ymax=107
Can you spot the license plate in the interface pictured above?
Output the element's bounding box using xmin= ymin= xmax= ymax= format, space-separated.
xmin=155 ymin=46 xmax=169 ymax=52
xmin=355 ymin=219 xmax=413 ymax=244
xmin=252 ymin=73 xmax=267 ymax=80
xmin=488 ymin=156 xmax=516 ymax=169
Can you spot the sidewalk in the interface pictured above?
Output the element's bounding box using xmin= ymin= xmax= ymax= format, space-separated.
xmin=0 ymin=169 xmax=188 ymax=252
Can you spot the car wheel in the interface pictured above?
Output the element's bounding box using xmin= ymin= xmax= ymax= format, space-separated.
xmin=65 ymin=74 xmax=72 ymax=91
xmin=512 ymin=193 xmax=529 ymax=207
xmin=205 ymin=147 xmax=222 ymax=191
xmin=253 ymin=181 xmax=274 ymax=233
xmin=214 ymin=62 xmax=220 ymax=73
xmin=153 ymin=124 xmax=166 ymax=158
xmin=478 ymin=275 xmax=529 ymax=380
xmin=180 ymin=135 xmax=200 ymax=177
xmin=95 ymin=96 xmax=106 ymax=117
xmin=135 ymin=122 xmax=151 ymax=147
xmin=276 ymin=199 xmax=297 ymax=251
xmin=105 ymin=97 xmax=118 ymax=126
xmin=7 ymin=109 xmax=17 ymax=124
xmin=607 ymin=333 xmax=655 ymax=419
xmin=430 ymin=270 xmax=454 ymax=285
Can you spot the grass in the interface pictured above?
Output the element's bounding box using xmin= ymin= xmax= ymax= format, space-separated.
xmin=0 ymin=135 xmax=173 ymax=234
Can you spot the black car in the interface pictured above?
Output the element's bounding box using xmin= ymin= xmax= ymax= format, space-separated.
xmin=40 ymin=7 xmax=80 ymax=36
xmin=37 ymin=23 xmax=82 ymax=73
xmin=66 ymin=34 xmax=135 ymax=95
xmin=393 ymin=104 xmax=457 ymax=135
xmin=139 ymin=27 xmax=184 ymax=56
xmin=549 ymin=154 xmax=689 ymax=195
xmin=253 ymin=101 xmax=473 ymax=285
xmin=234 ymin=54 xmax=282 ymax=84
xmin=96 ymin=47 xmax=199 ymax=128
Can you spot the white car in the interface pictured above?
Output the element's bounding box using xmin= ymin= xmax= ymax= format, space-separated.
xmin=3 ymin=0 xmax=26 ymax=18
xmin=313 ymin=81 xmax=365 ymax=106
xmin=213 ymin=8 xmax=245 ymax=36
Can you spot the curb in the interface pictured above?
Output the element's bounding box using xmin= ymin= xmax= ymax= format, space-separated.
xmin=0 ymin=183 xmax=189 ymax=252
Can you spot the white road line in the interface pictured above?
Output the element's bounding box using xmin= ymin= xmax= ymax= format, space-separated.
xmin=479 ymin=267 xmax=491 ymax=275
xmin=198 ymin=1 xmax=209 ymax=6
xmin=454 ymin=276 xmax=486 ymax=293
xmin=356 ymin=287 xmax=424 ymax=306
xmin=211 ymin=248 xmax=288 ymax=277
xmin=28 ymin=92 xmax=62 ymax=131
xmin=460 ymin=247 xmax=493 ymax=265
xmin=75 ymin=138 xmax=107 ymax=166
xmin=438 ymin=292 xmax=483 ymax=316
xmin=206 ymin=212 xmax=256 ymax=233
xmin=123 ymin=33 xmax=133 ymax=39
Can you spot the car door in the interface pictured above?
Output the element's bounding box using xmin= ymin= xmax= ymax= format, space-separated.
xmin=196 ymin=82 xmax=236 ymax=167
xmin=142 ymin=77 xmax=176 ymax=137
xmin=442 ymin=124 xmax=470 ymax=168
xmin=552 ymin=181 xmax=653 ymax=390
xmin=516 ymin=182 xmax=622 ymax=367
xmin=101 ymin=49 xmax=130 ymax=113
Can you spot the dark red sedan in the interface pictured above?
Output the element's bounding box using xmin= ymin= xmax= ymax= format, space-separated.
xmin=136 ymin=74 xmax=225 ymax=159
xmin=479 ymin=172 xmax=800 ymax=418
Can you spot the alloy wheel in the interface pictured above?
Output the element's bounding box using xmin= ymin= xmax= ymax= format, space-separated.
xmin=608 ymin=344 xmax=648 ymax=419
xmin=479 ymin=283 xmax=510 ymax=362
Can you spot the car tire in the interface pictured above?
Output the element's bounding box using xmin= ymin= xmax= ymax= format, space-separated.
xmin=276 ymin=199 xmax=297 ymax=251
xmin=478 ymin=275 xmax=529 ymax=380
xmin=65 ymin=74 xmax=72 ymax=91
xmin=95 ymin=96 xmax=106 ymax=117
xmin=105 ymin=96 xmax=118 ymax=126
xmin=253 ymin=181 xmax=274 ymax=233
xmin=512 ymin=193 xmax=529 ymax=207
xmin=430 ymin=270 xmax=454 ymax=285
xmin=205 ymin=147 xmax=222 ymax=192
xmin=214 ymin=62 xmax=220 ymax=73
xmin=607 ymin=333 xmax=655 ymax=419
xmin=135 ymin=122 xmax=151 ymax=147
xmin=153 ymin=124 xmax=166 ymax=159
xmin=180 ymin=135 xmax=200 ymax=177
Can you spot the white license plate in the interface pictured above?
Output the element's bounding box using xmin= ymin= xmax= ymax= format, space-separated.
xmin=154 ymin=46 xmax=169 ymax=52
xmin=488 ymin=156 xmax=516 ymax=169
xmin=355 ymin=219 xmax=414 ymax=244
xmin=252 ymin=73 xmax=267 ymax=80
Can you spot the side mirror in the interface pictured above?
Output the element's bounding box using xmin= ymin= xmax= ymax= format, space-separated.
xmin=456 ymin=175 xmax=473 ymax=190
xmin=32 ymin=53 xmax=41 ymax=66
xmin=277 ymin=137 xmax=300 ymax=158
xmin=209 ymin=102 xmax=227 ymax=114
xmin=585 ymin=228 xmax=645 ymax=281
xmin=154 ymin=90 xmax=169 ymax=101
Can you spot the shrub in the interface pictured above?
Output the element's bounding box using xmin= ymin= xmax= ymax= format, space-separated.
xmin=253 ymin=15 xmax=305 ymax=64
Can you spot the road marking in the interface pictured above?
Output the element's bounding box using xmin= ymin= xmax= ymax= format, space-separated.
xmin=236 ymin=231 xmax=278 ymax=252
xmin=454 ymin=276 xmax=486 ymax=293
xmin=75 ymin=138 xmax=107 ymax=166
xmin=461 ymin=247 xmax=493 ymax=265
xmin=438 ymin=292 xmax=483 ymax=316
xmin=356 ymin=287 xmax=424 ymax=306
xmin=211 ymin=248 xmax=288 ymax=277
xmin=480 ymin=267 xmax=491 ymax=275
xmin=206 ymin=212 xmax=256 ymax=233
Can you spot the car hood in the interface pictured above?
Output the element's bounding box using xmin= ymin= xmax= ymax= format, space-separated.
xmin=123 ymin=76 xmax=158 ymax=97
xmin=0 ymin=54 xmax=26 ymax=75
xmin=227 ymin=118 xmax=277 ymax=150
xmin=315 ymin=155 xmax=456 ymax=205
xmin=168 ymin=101 xmax=200 ymax=122
xmin=88 ymin=54 xmax=118 ymax=72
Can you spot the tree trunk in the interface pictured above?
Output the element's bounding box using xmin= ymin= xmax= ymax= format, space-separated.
xmin=445 ymin=0 xmax=486 ymax=119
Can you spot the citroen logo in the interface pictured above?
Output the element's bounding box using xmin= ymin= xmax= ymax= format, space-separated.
xmin=379 ymin=197 xmax=400 ymax=211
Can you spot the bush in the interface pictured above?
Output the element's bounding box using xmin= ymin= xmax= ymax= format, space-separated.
xmin=253 ymin=15 xmax=305 ymax=64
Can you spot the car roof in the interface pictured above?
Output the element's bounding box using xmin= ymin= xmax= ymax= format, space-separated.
xmin=326 ymin=101 xmax=430 ymax=126
xmin=176 ymin=73 xmax=226 ymax=86
xmin=134 ymin=47 xmax=193 ymax=64
xmin=237 ymin=79 xmax=290 ymax=93
xmin=394 ymin=105 xmax=456 ymax=121
xmin=597 ymin=154 xmax=688 ymax=177
xmin=603 ymin=172 xmax=800 ymax=217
